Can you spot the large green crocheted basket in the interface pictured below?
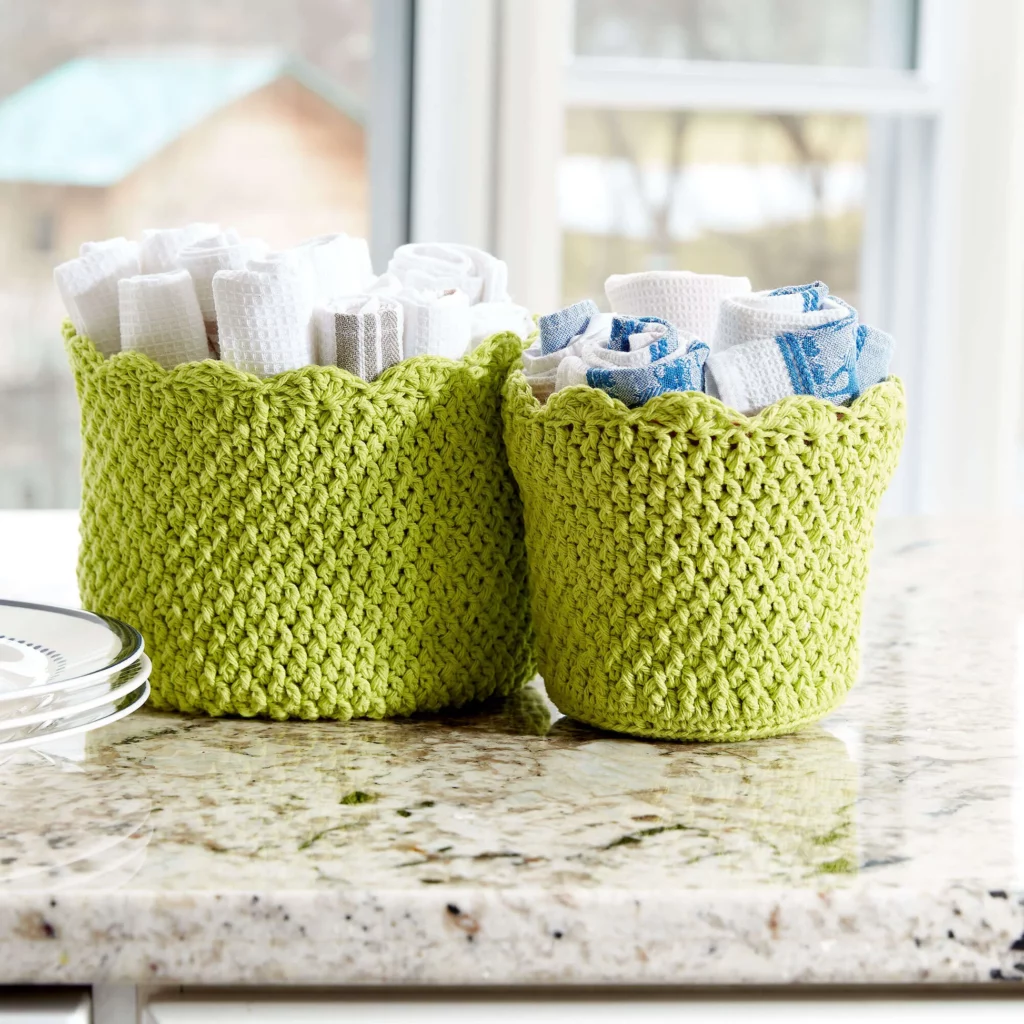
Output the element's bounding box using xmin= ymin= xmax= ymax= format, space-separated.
xmin=502 ymin=372 xmax=905 ymax=742
xmin=66 ymin=324 xmax=534 ymax=720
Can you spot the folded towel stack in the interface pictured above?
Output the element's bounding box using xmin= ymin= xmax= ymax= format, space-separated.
xmin=524 ymin=272 xmax=894 ymax=414
xmin=57 ymin=229 xmax=532 ymax=377
xmin=57 ymin=223 xmax=892 ymax=415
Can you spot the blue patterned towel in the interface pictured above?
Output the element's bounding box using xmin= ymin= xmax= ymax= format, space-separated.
xmin=707 ymin=281 xmax=893 ymax=414
xmin=538 ymin=298 xmax=601 ymax=355
xmin=556 ymin=314 xmax=708 ymax=408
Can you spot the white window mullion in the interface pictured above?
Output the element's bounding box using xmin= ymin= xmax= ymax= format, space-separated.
xmin=409 ymin=0 xmax=498 ymax=248
xmin=493 ymin=0 xmax=571 ymax=313
xmin=564 ymin=59 xmax=943 ymax=116
xmin=370 ymin=0 xmax=415 ymax=270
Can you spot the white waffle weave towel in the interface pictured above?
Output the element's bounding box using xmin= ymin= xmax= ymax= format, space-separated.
xmin=398 ymin=287 xmax=472 ymax=360
xmin=314 ymin=295 xmax=403 ymax=381
xmin=54 ymin=240 xmax=141 ymax=355
xmin=118 ymin=270 xmax=209 ymax=369
xmin=387 ymin=243 xmax=509 ymax=304
xmin=139 ymin=223 xmax=222 ymax=274
xmin=212 ymin=257 xmax=316 ymax=376
xmin=177 ymin=234 xmax=268 ymax=352
xmin=604 ymin=270 xmax=751 ymax=343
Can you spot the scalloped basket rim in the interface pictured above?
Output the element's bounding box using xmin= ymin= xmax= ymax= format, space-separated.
xmin=504 ymin=365 xmax=905 ymax=437
xmin=63 ymin=320 xmax=524 ymax=399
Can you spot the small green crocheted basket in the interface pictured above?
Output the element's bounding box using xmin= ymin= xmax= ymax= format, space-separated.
xmin=502 ymin=372 xmax=905 ymax=742
xmin=66 ymin=324 xmax=535 ymax=720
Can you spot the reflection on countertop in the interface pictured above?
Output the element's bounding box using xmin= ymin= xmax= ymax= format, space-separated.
xmin=1 ymin=516 xmax=1023 ymax=987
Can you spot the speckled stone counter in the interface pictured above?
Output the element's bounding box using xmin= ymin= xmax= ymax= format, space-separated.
xmin=1 ymin=513 xmax=1023 ymax=987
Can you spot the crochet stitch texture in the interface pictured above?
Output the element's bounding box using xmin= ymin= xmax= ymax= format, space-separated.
xmin=67 ymin=323 xmax=534 ymax=720
xmin=502 ymin=371 xmax=905 ymax=741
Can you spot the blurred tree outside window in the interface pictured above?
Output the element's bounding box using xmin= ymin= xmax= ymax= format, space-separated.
xmin=562 ymin=110 xmax=866 ymax=308
xmin=562 ymin=0 xmax=917 ymax=309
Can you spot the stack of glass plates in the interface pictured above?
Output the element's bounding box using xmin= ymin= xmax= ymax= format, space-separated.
xmin=0 ymin=599 xmax=150 ymax=752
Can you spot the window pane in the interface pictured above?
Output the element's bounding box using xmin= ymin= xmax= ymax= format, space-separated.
xmin=573 ymin=0 xmax=918 ymax=70
xmin=561 ymin=110 xmax=867 ymax=311
xmin=0 ymin=1 xmax=373 ymax=508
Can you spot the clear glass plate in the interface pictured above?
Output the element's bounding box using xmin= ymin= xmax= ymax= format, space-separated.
xmin=0 ymin=599 xmax=143 ymax=700
xmin=0 ymin=654 xmax=151 ymax=730
xmin=0 ymin=678 xmax=150 ymax=754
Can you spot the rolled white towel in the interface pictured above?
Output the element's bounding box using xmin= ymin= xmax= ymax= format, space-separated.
xmin=118 ymin=269 xmax=209 ymax=370
xmin=469 ymin=302 xmax=534 ymax=348
xmin=212 ymin=257 xmax=316 ymax=377
xmin=398 ymin=287 xmax=471 ymax=360
xmin=54 ymin=239 xmax=141 ymax=354
xmin=387 ymin=243 xmax=509 ymax=304
xmin=314 ymin=294 xmax=403 ymax=381
xmin=139 ymin=223 xmax=221 ymax=274
xmin=259 ymin=235 xmax=372 ymax=304
xmin=604 ymin=270 xmax=751 ymax=344
xmin=177 ymin=234 xmax=268 ymax=353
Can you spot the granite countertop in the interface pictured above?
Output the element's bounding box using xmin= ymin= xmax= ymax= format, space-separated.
xmin=0 ymin=511 xmax=1022 ymax=988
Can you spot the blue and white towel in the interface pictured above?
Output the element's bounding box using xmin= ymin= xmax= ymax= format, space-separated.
xmin=522 ymin=310 xmax=614 ymax=399
xmin=538 ymin=298 xmax=601 ymax=355
xmin=556 ymin=315 xmax=709 ymax=408
xmin=526 ymin=304 xmax=710 ymax=407
xmin=707 ymin=282 xmax=893 ymax=414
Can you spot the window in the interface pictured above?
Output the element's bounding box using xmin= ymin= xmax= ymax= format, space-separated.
xmin=562 ymin=110 xmax=869 ymax=307
xmin=0 ymin=0 xmax=411 ymax=509
xmin=572 ymin=0 xmax=918 ymax=68
xmin=556 ymin=0 xmax=943 ymax=513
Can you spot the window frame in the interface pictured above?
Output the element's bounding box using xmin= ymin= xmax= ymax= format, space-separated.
xmin=556 ymin=0 xmax=947 ymax=516
xmin=370 ymin=0 xmax=416 ymax=272
xmin=411 ymin=0 xmax=1024 ymax=515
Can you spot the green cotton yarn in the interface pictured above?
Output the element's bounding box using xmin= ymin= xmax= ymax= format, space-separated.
xmin=502 ymin=372 xmax=906 ymax=742
xmin=67 ymin=323 xmax=535 ymax=720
